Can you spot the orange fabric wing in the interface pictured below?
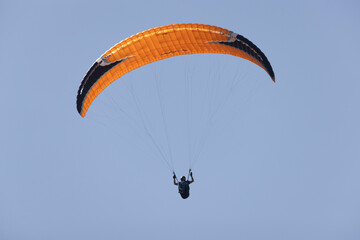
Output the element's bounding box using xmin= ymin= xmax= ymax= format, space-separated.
xmin=77 ymin=23 xmax=275 ymax=117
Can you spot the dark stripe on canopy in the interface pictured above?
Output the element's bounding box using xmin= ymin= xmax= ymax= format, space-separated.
xmin=76 ymin=58 xmax=125 ymax=115
xmin=214 ymin=34 xmax=275 ymax=81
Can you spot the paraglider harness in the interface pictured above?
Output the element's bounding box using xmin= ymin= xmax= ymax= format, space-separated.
xmin=173 ymin=169 xmax=192 ymax=199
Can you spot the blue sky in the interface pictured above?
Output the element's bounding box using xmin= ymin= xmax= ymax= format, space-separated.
xmin=1 ymin=1 xmax=360 ymax=239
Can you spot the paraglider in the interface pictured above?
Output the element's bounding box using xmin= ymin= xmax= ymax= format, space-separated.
xmin=173 ymin=170 xmax=194 ymax=199
xmin=76 ymin=23 xmax=275 ymax=199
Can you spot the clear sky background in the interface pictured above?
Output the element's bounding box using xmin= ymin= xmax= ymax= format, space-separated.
xmin=1 ymin=0 xmax=360 ymax=239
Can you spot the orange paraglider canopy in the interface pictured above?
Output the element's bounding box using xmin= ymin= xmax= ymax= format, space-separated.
xmin=77 ymin=23 xmax=275 ymax=117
